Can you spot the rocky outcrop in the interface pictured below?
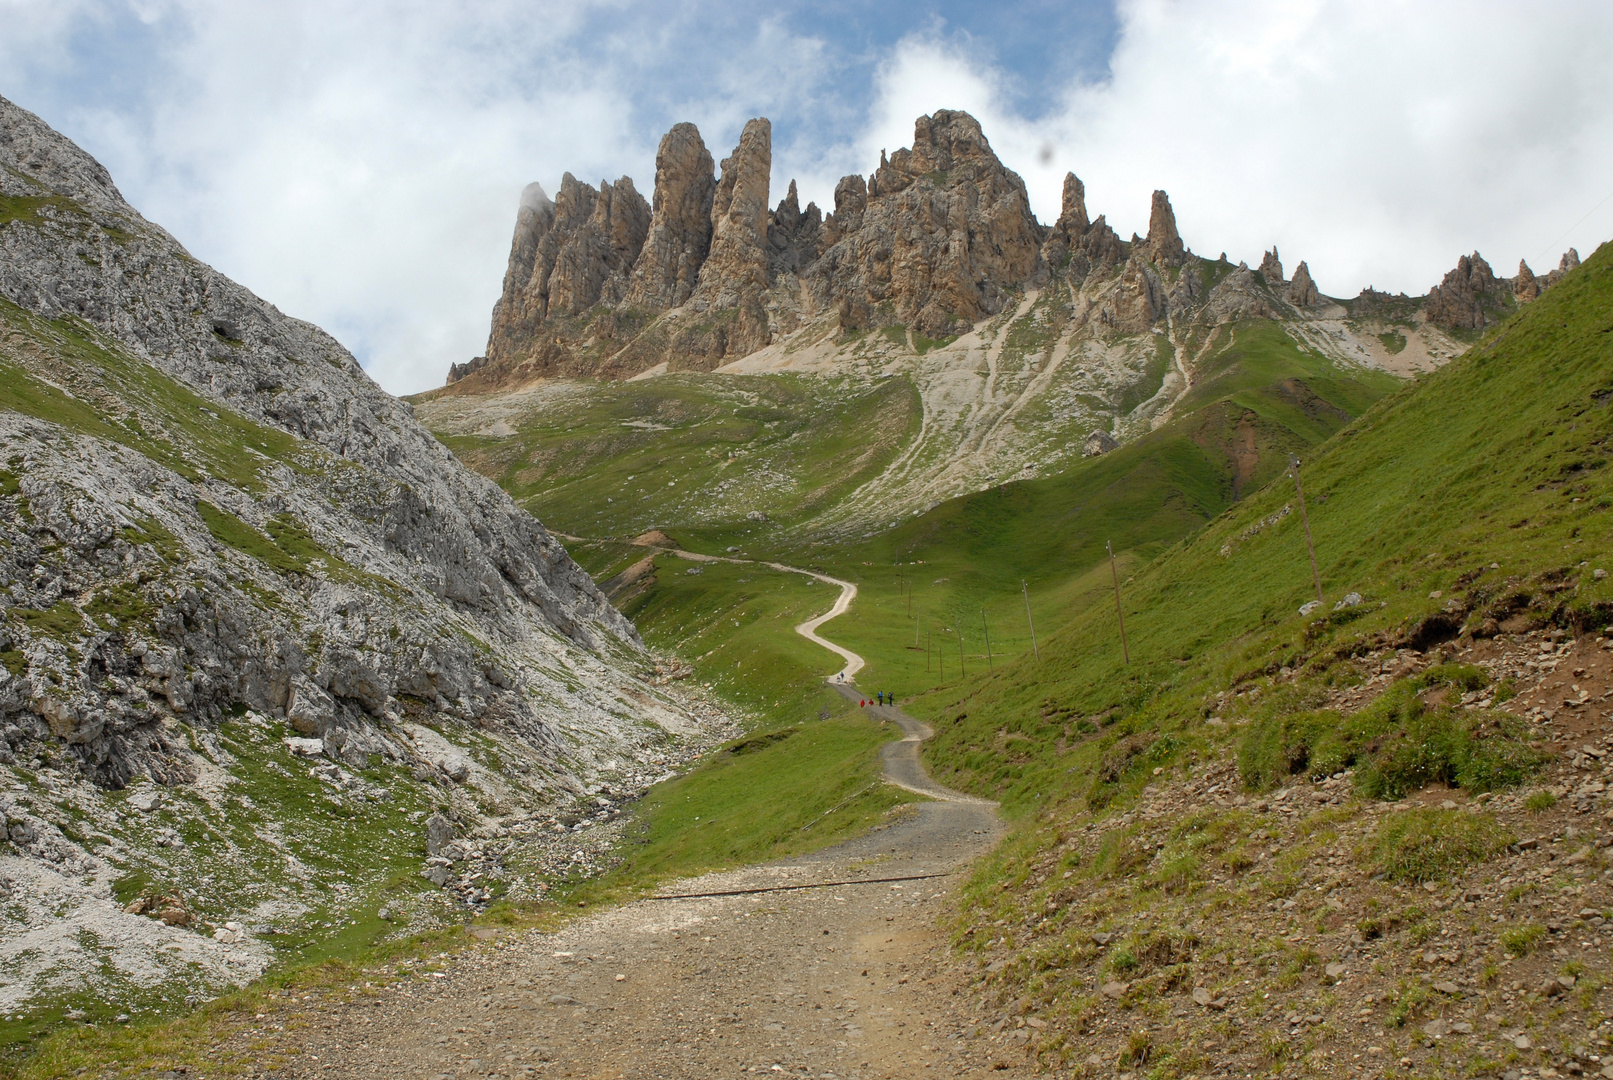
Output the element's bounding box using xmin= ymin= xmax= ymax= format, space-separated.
xmin=805 ymin=110 xmax=1045 ymax=338
xmin=1145 ymin=190 xmax=1186 ymax=268
xmin=455 ymin=109 xmax=1581 ymax=386
xmin=1042 ymin=173 xmax=1090 ymax=269
xmin=766 ymin=180 xmax=822 ymax=278
xmin=1425 ymin=252 xmax=1507 ymax=331
xmin=671 ymin=116 xmax=775 ymax=368
xmin=1288 ymin=261 xmax=1319 ymax=307
xmin=1545 ymin=248 xmax=1581 ymax=289
xmin=0 ymin=93 xmax=651 ymax=788
xmin=1258 ymin=248 xmax=1285 ymax=285
xmin=482 ymin=174 xmax=650 ymax=373
xmin=623 ymin=122 xmax=716 ymax=311
xmin=1514 ymin=259 xmax=1539 ymax=303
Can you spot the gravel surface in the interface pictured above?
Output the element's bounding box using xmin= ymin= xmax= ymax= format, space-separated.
xmin=240 ymin=702 xmax=1024 ymax=1079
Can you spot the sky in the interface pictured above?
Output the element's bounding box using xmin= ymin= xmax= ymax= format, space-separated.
xmin=3 ymin=0 xmax=1612 ymax=395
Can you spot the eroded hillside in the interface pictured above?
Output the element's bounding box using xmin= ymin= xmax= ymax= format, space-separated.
xmin=0 ymin=95 xmax=728 ymax=1023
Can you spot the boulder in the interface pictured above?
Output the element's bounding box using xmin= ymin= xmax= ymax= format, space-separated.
xmin=286 ymin=675 xmax=336 ymax=736
xmin=1083 ymin=431 xmax=1119 ymax=457
xmin=426 ymin=812 xmax=455 ymax=857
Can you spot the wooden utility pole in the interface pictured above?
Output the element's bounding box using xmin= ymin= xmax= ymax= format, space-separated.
xmin=1290 ymin=454 xmax=1324 ymax=606
xmin=925 ymin=629 xmax=931 ymax=672
xmin=1107 ymin=540 xmax=1130 ymax=665
xmin=915 ymin=613 xmax=921 ymax=648
xmin=938 ymin=636 xmax=944 ymax=682
xmin=958 ymin=629 xmax=966 ymax=677
xmin=1022 ymin=580 xmax=1039 ymax=661
xmin=982 ymin=608 xmax=993 ymax=671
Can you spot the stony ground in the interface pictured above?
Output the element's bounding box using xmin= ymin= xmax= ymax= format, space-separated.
xmin=213 ymin=707 xmax=1028 ymax=1080
xmin=955 ymin=628 xmax=1613 ymax=1079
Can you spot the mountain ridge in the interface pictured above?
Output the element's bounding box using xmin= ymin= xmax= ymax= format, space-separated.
xmin=445 ymin=109 xmax=1579 ymax=395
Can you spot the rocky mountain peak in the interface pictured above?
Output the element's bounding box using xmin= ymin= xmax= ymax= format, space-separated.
xmin=808 ymin=110 xmax=1043 ymax=339
xmin=1146 ymin=190 xmax=1186 ymax=268
xmin=623 ymin=121 xmax=716 ymax=311
xmin=1258 ymin=248 xmax=1285 ymax=284
xmin=1288 ymin=260 xmax=1319 ymax=306
xmin=1546 ymin=247 xmax=1581 ymax=289
xmin=1515 ymin=259 xmax=1540 ymax=302
xmin=458 ymin=108 xmax=1584 ymax=388
xmin=1425 ymin=251 xmax=1502 ymax=331
xmin=1042 ymin=172 xmax=1091 ymax=269
xmin=689 ymin=117 xmax=772 ymax=312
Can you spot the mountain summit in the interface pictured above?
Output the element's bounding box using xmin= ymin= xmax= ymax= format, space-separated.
xmin=448 ymin=110 xmax=1578 ymax=392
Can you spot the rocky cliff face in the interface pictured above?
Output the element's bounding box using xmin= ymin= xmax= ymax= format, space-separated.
xmin=0 ymin=95 xmax=715 ymax=1013
xmin=454 ymin=109 xmax=1588 ymax=388
xmin=455 ymin=109 xmax=1048 ymax=387
xmin=805 ymin=110 xmax=1045 ymax=338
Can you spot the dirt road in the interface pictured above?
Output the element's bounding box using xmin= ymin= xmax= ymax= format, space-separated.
xmin=253 ymin=700 xmax=1015 ymax=1079
xmin=244 ymin=564 xmax=1024 ymax=1079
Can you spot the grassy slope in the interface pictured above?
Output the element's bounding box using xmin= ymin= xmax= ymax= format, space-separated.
xmin=811 ymin=320 xmax=1399 ymax=700
xmin=911 ymin=240 xmax=1613 ymax=816
xmin=426 ymin=372 xmax=920 ymax=551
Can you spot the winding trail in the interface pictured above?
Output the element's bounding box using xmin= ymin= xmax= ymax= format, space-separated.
xmin=613 ymin=533 xmax=866 ymax=682
xmin=250 ymin=541 xmax=1018 ymax=1078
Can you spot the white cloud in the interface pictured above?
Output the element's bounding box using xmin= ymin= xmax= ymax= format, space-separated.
xmin=867 ymin=0 xmax=1613 ymax=298
xmin=6 ymin=1 xmax=1612 ymax=396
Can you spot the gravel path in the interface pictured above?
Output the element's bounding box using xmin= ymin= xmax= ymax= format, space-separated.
xmin=254 ymin=700 xmax=1014 ymax=1080
xmin=245 ymin=565 xmax=1023 ymax=1079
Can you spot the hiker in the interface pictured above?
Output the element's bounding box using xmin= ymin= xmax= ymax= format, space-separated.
xmin=888 ymin=693 xmax=896 ymax=707
xmin=876 ymin=691 xmax=884 ymax=706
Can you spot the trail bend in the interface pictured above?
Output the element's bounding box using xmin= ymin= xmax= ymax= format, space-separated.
xmin=239 ymin=540 xmax=1022 ymax=1077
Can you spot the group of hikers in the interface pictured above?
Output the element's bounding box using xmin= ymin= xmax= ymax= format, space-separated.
xmin=831 ymin=672 xmax=894 ymax=709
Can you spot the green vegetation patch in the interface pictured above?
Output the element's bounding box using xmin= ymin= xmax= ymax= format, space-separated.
xmin=0 ymin=297 xmax=312 ymax=491
xmin=9 ymin=601 xmax=85 ymax=641
xmin=563 ymin=715 xmax=915 ymax=905
xmin=1369 ymin=807 xmax=1513 ymax=882
xmin=196 ymin=502 xmax=307 ymax=575
xmin=1238 ymin=665 xmax=1549 ymax=798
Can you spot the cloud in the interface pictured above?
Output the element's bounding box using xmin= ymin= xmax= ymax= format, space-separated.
xmin=868 ymin=0 xmax=1613 ymax=298
xmin=5 ymin=1 xmax=1612 ymax=395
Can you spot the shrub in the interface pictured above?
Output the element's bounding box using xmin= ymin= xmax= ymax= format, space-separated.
xmin=1238 ymin=667 xmax=1548 ymax=797
xmin=1120 ymin=1030 xmax=1153 ymax=1066
xmin=1150 ymin=853 xmax=1201 ymax=895
xmin=1370 ymin=808 xmax=1513 ymax=882
xmin=1524 ymin=790 xmax=1557 ymax=813
xmin=1499 ymin=923 xmax=1547 ymax=955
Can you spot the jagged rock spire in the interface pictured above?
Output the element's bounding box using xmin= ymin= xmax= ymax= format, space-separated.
xmin=1515 ymin=259 xmax=1539 ymax=302
xmin=1288 ymin=261 xmax=1319 ymax=306
xmin=624 ymin=122 xmax=716 ymax=310
xmin=691 ymin=117 xmax=772 ymax=310
xmin=1258 ymin=247 xmax=1284 ymax=284
xmin=1146 ymin=190 xmax=1185 ymax=267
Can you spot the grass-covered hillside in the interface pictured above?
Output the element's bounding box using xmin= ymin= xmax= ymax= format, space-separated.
xmin=815 ymin=320 xmax=1398 ymax=698
xmin=418 ymin=372 xmax=919 ymax=550
xmin=899 ymin=241 xmax=1613 ymax=1077
xmin=912 ymin=240 xmax=1613 ymax=814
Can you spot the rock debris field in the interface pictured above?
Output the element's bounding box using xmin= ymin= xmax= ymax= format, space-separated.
xmin=225 ymin=707 xmax=1026 ymax=1079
